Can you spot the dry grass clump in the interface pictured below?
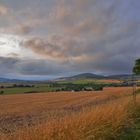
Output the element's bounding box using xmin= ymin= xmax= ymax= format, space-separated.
xmin=4 ymin=97 xmax=134 ymax=140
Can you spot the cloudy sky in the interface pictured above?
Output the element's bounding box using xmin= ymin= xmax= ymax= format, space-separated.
xmin=0 ymin=0 xmax=140 ymax=79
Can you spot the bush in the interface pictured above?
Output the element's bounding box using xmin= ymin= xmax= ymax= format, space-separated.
xmin=93 ymin=86 xmax=103 ymax=91
xmin=24 ymin=91 xmax=39 ymax=94
xmin=0 ymin=90 xmax=4 ymax=95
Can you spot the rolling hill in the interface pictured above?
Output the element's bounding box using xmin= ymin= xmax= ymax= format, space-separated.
xmin=0 ymin=78 xmax=26 ymax=82
xmin=68 ymin=73 xmax=105 ymax=79
xmin=56 ymin=73 xmax=140 ymax=81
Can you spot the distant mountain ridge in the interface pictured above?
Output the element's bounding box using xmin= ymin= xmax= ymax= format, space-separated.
xmin=0 ymin=78 xmax=25 ymax=82
xmin=69 ymin=73 xmax=105 ymax=79
xmin=0 ymin=73 xmax=140 ymax=82
xmin=57 ymin=73 xmax=140 ymax=81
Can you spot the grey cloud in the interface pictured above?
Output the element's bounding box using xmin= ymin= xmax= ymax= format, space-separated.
xmin=0 ymin=4 xmax=47 ymax=35
xmin=17 ymin=59 xmax=67 ymax=75
xmin=7 ymin=53 xmax=19 ymax=57
xmin=0 ymin=56 xmax=68 ymax=76
xmin=22 ymin=36 xmax=87 ymax=59
xmin=14 ymin=24 xmax=32 ymax=35
xmin=1 ymin=0 xmax=140 ymax=78
xmin=48 ymin=0 xmax=121 ymax=38
xmin=0 ymin=4 xmax=8 ymax=16
xmin=1 ymin=17 xmax=45 ymax=35
xmin=21 ymin=18 xmax=140 ymax=75
xmin=0 ymin=57 xmax=18 ymax=74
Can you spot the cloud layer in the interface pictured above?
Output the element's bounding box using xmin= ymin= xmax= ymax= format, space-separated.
xmin=0 ymin=0 xmax=140 ymax=79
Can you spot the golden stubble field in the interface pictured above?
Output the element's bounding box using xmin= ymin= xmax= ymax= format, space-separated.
xmin=0 ymin=87 xmax=132 ymax=116
xmin=0 ymin=87 xmax=136 ymax=140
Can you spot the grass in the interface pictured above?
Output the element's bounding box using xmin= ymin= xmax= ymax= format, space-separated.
xmin=115 ymin=100 xmax=140 ymax=140
xmin=0 ymin=87 xmax=140 ymax=140
xmin=0 ymin=84 xmax=58 ymax=94
xmin=58 ymin=79 xmax=97 ymax=84
xmin=3 ymin=96 xmax=140 ymax=140
xmin=0 ymin=86 xmax=57 ymax=94
xmin=136 ymin=89 xmax=140 ymax=94
xmin=0 ymin=87 xmax=137 ymax=140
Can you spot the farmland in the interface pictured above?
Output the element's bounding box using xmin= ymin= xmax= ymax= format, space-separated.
xmin=0 ymin=78 xmax=130 ymax=94
xmin=54 ymin=78 xmax=122 ymax=84
xmin=0 ymin=87 xmax=140 ymax=140
xmin=0 ymin=82 xmax=57 ymax=94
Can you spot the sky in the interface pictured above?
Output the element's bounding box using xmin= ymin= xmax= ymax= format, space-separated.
xmin=0 ymin=0 xmax=140 ymax=80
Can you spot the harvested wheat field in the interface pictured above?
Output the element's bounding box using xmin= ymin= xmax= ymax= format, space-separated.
xmin=98 ymin=79 xmax=121 ymax=83
xmin=0 ymin=87 xmax=139 ymax=140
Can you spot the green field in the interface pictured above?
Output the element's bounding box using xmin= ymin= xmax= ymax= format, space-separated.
xmin=0 ymin=83 xmax=58 ymax=94
xmin=57 ymin=79 xmax=98 ymax=84
xmin=0 ymin=78 xmax=136 ymax=94
xmin=0 ymin=79 xmax=105 ymax=94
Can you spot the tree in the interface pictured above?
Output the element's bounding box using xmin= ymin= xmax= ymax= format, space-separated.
xmin=133 ymin=58 xmax=140 ymax=75
xmin=0 ymin=91 xmax=4 ymax=95
xmin=132 ymin=58 xmax=140 ymax=102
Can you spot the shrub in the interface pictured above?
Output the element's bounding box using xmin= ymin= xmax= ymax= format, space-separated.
xmin=0 ymin=90 xmax=4 ymax=95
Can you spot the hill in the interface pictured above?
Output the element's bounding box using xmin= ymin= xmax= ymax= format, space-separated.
xmin=57 ymin=73 xmax=140 ymax=81
xmin=69 ymin=73 xmax=105 ymax=79
xmin=0 ymin=78 xmax=15 ymax=82
xmin=0 ymin=78 xmax=26 ymax=82
xmin=56 ymin=73 xmax=132 ymax=81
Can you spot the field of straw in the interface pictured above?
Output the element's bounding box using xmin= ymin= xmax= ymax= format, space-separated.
xmin=0 ymin=87 xmax=139 ymax=140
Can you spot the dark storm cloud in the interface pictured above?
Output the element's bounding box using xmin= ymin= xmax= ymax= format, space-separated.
xmin=17 ymin=59 xmax=67 ymax=75
xmin=0 ymin=56 xmax=18 ymax=66
xmin=0 ymin=56 xmax=67 ymax=76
